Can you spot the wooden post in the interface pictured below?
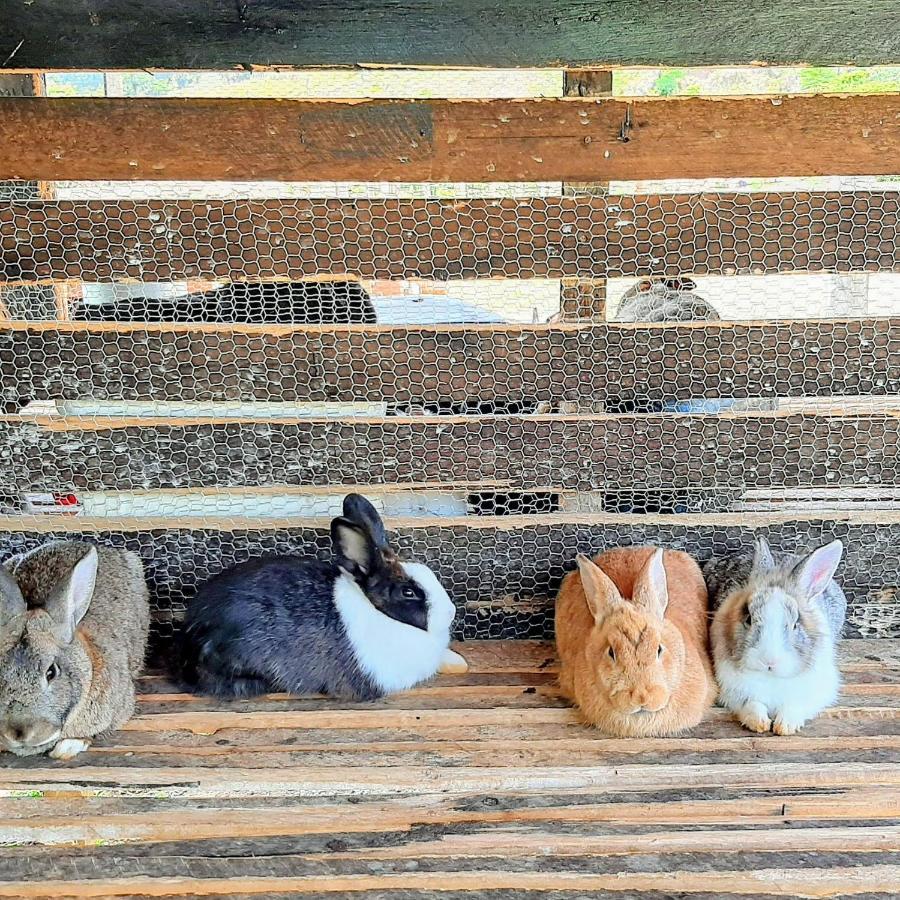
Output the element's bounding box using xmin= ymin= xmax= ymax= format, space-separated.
xmin=558 ymin=69 xmax=612 ymax=324
xmin=0 ymin=74 xmax=58 ymax=322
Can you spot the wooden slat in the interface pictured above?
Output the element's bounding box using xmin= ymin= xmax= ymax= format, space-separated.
xmin=4 ymin=413 xmax=900 ymax=492
xmin=1 ymin=1 xmax=898 ymax=68
xmin=5 ymin=800 xmax=899 ymax=847
xmin=0 ymin=516 xmax=896 ymax=639
xmin=3 ymin=760 xmax=898 ymax=797
xmin=1 ymin=96 xmax=899 ymax=182
xmin=2 ymin=320 xmax=898 ymax=406
xmin=2 ymin=867 xmax=899 ymax=898
xmin=3 ymin=192 xmax=898 ymax=285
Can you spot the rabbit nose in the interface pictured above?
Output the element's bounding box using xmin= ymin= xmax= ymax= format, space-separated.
xmin=2 ymin=720 xmax=34 ymax=745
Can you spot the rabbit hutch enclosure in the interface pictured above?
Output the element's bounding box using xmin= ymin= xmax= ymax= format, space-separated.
xmin=1 ymin=1 xmax=900 ymax=896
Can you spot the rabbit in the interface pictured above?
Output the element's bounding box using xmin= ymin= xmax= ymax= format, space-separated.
xmin=614 ymin=276 xmax=721 ymax=324
xmin=74 ymin=280 xmax=377 ymax=324
xmin=0 ymin=541 xmax=150 ymax=759
xmin=179 ymin=493 xmax=466 ymax=701
xmin=555 ymin=546 xmax=715 ymax=737
xmin=704 ymin=536 xmax=846 ymax=735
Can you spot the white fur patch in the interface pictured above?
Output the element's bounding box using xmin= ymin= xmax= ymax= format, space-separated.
xmin=715 ymin=638 xmax=841 ymax=729
xmin=333 ymin=563 xmax=455 ymax=694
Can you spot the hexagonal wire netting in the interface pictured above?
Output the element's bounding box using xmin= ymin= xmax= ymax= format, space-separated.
xmin=1 ymin=68 xmax=899 ymax=649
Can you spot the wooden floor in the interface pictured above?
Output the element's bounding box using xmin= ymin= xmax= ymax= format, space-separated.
xmin=0 ymin=640 xmax=898 ymax=898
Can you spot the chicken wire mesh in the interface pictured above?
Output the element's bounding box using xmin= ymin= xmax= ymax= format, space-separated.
xmin=1 ymin=68 xmax=899 ymax=648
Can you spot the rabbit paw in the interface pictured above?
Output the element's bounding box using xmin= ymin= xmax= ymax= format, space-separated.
xmin=738 ymin=701 xmax=772 ymax=734
xmin=50 ymin=738 xmax=91 ymax=760
xmin=773 ymin=713 xmax=805 ymax=736
xmin=438 ymin=648 xmax=469 ymax=675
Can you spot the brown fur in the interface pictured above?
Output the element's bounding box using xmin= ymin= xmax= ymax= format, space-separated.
xmin=0 ymin=542 xmax=149 ymax=757
xmin=555 ymin=546 xmax=715 ymax=737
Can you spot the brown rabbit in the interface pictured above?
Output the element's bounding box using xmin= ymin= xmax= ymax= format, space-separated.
xmin=555 ymin=546 xmax=715 ymax=737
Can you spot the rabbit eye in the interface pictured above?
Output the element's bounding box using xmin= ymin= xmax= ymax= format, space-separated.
xmin=743 ymin=609 xmax=752 ymax=627
xmin=401 ymin=586 xmax=417 ymax=599
xmin=657 ymin=645 xmax=664 ymax=658
xmin=607 ymin=646 xmax=616 ymax=663
xmin=45 ymin=663 xmax=59 ymax=683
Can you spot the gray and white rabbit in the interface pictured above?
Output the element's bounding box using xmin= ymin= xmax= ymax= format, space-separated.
xmin=179 ymin=493 xmax=466 ymax=700
xmin=703 ymin=537 xmax=846 ymax=735
xmin=614 ymin=276 xmax=721 ymax=323
xmin=0 ymin=541 xmax=150 ymax=759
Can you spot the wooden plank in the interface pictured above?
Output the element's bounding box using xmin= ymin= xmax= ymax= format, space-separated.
xmin=2 ymin=761 xmax=897 ymax=798
xmin=0 ymin=866 xmax=898 ymax=897
xmin=4 ymin=193 xmax=896 ymax=286
xmin=4 ymin=413 xmax=900 ymax=492
xmin=7 ymin=810 xmax=900 ymax=851
xmin=2 ymin=320 xmax=898 ymax=406
xmin=114 ymin=705 xmax=900 ymax=735
xmin=0 ymin=844 xmax=897 ymax=887
xmin=2 ymin=785 xmax=896 ymax=836
xmin=1 ymin=1 xmax=898 ymax=68
xmin=0 ymin=517 xmax=896 ymax=639
xmin=1 ymin=96 xmax=899 ymax=182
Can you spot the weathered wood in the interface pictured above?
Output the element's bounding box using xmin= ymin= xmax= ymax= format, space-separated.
xmin=5 ymin=193 xmax=894 ymax=285
xmin=1 ymin=637 xmax=896 ymax=895
xmin=1 ymin=95 xmax=899 ymax=182
xmin=1 ymin=865 xmax=898 ymax=897
xmin=4 ymin=413 xmax=900 ymax=492
xmin=2 ymin=320 xmax=898 ymax=406
xmin=1 ymin=1 xmax=899 ymax=68
xmin=2 ymin=760 xmax=898 ymax=798
xmin=0 ymin=518 xmax=897 ymax=640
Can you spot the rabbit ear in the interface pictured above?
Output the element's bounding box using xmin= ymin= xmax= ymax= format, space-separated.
xmin=341 ymin=494 xmax=388 ymax=550
xmin=44 ymin=545 xmax=98 ymax=645
xmin=332 ymin=518 xmax=379 ymax=577
xmin=0 ymin=567 xmax=26 ymax=647
xmin=575 ymin=554 xmax=623 ymax=625
xmin=792 ymin=540 xmax=844 ymax=601
xmin=632 ymin=548 xmax=669 ymax=620
xmin=752 ymin=536 xmax=776 ymax=574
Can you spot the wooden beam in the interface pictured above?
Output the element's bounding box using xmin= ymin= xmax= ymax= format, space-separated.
xmin=3 ymin=193 xmax=896 ymax=286
xmin=1 ymin=1 xmax=899 ymax=69
xmin=1 ymin=320 xmax=897 ymax=406
xmin=0 ymin=516 xmax=896 ymax=639
xmin=1 ymin=95 xmax=899 ymax=182
xmin=558 ymin=69 xmax=612 ymax=321
xmin=5 ymin=413 xmax=900 ymax=492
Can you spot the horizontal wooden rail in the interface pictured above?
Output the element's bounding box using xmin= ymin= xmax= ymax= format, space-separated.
xmin=1 ymin=320 xmax=897 ymax=405
xmin=2 ymin=192 xmax=898 ymax=284
xmin=1 ymin=96 xmax=899 ymax=182
xmin=4 ymin=413 xmax=900 ymax=492
xmin=1 ymin=1 xmax=898 ymax=68
xmin=0 ymin=514 xmax=895 ymax=639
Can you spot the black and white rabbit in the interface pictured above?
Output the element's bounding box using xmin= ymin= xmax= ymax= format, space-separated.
xmin=73 ymin=280 xmax=377 ymax=324
xmin=178 ymin=494 xmax=466 ymax=700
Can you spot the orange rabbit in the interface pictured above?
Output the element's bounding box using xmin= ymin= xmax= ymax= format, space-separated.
xmin=555 ymin=546 xmax=715 ymax=737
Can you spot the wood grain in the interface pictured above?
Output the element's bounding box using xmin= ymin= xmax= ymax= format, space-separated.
xmin=1 ymin=0 xmax=898 ymax=68
xmin=3 ymin=192 xmax=897 ymax=284
xmin=1 ymin=95 xmax=899 ymax=182
xmin=4 ymin=413 xmax=899 ymax=492
xmin=2 ymin=320 xmax=898 ymax=406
